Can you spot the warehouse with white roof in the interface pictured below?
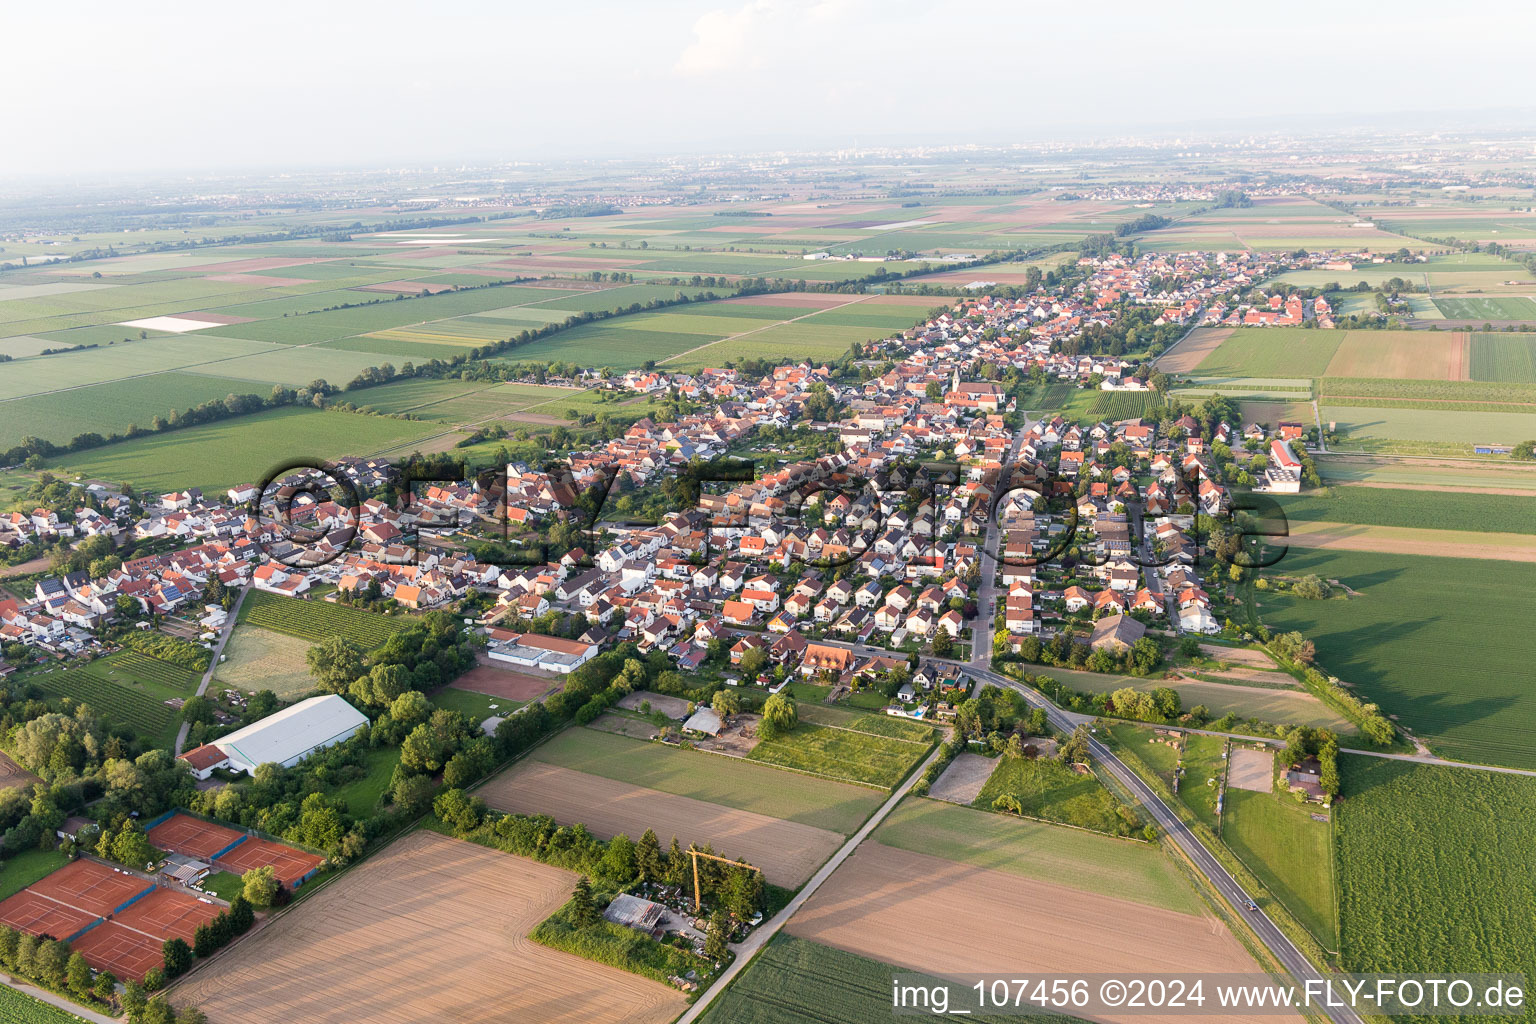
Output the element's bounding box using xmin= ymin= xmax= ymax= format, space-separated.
xmin=210 ymin=694 xmax=368 ymax=776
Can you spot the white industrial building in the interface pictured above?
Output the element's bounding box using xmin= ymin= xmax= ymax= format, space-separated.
xmin=213 ymin=694 xmax=368 ymax=775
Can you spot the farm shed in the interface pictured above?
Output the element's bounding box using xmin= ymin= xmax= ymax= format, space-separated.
xmin=604 ymin=893 xmax=667 ymax=935
xmin=214 ymin=694 xmax=368 ymax=775
xmin=683 ymin=708 xmax=723 ymax=737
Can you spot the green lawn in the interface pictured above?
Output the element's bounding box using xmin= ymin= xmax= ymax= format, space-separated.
xmin=331 ymin=747 xmax=403 ymax=817
xmin=1257 ymin=549 xmax=1535 ymax=769
xmin=531 ymin=727 xmax=883 ymax=833
xmin=874 ymin=798 xmax=1199 ymax=913
xmin=50 ymin=407 xmax=440 ymax=493
xmin=0 ymin=847 xmax=69 ymax=900
xmin=1223 ymin=788 xmax=1338 ymax=950
xmin=973 ymin=756 xmax=1136 ymax=836
xmin=197 ymin=870 xmax=244 ymax=901
xmin=1336 ymin=757 xmax=1536 ymax=1006
xmin=430 ymin=686 xmax=522 ymax=722
xmin=747 ymin=722 xmax=930 ymax=789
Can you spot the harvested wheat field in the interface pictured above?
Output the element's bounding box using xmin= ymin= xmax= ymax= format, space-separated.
xmin=478 ymin=761 xmax=841 ymax=886
xmin=171 ymin=831 xmax=684 ymax=1024
xmin=786 ymin=843 xmax=1288 ymax=1024
xmin=1282 ymin=520 xmax=1536 ymax=562
xmin=1156 ymin=327 xmax=1231 ymax=373
xmin=1323 ymin=330 xmax=1470 ymax=380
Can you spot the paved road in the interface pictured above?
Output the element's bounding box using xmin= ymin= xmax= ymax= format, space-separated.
xmin=969 ymin=663 xmax=1363 ymax=1024
xmin=675 ymin=740 xmax=948 ymax=1024
xmin=174 ymin=585 xmax=247 ymax=756
xmin=968 ymin=415 xmax=1035 ymax=673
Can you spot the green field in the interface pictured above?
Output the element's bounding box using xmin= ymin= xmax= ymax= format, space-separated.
xmin=1271 ymin=487 xmax=1536 ymax=535
xmin=1435 ymin=297 xmax=1536 ymax=320
xmin=973 ymin=756 xmax=1134 ymax=835
xmin=1194 ymin=328 xmax=1345 ymax=378
xmin=239 ymin=589 xmax=409 ymax=648
xmin=215 ymin=624 xmax=316 ymax=699
xmin=1336 ymin=757 xmax=1536 ymax=1019
xmin=26 ymin=656 xmax=183 ymax=745
xmin=792 ymin=702 xmax=937 ymax=742
xmin=1320 ymin=376 xmax=1536 ymax=403
xmin=696 ymin=935 xmax=1072 ymax=1024
xmin=873 ymin=798 xmax=1198 ymax=913
xmin=49 ymin=407 xmax=439 ymax=493
xmin=1257 ymin=549 xmax=1535 ymax=769
xmin=0 ymin=984 xmax=96 ymax=1024
xmin=429 ymin=686 xmax=521 ymax=722
xmin=747 ymin=722 xmax=930 ymax=789
xmin=0 ymin=848 xmax=69 ymax=901
xmin=332 ymin=746 xmax=403 ymax=817
xmin=530 ymin=727 xmax=884 ymax=833
xmin=0 ymin=372 xmax=257 ymax=448
xmin=1323 ymin=405 xmax=1536 ymax=450
xmin=501 ymin=321 xmax=715 ymax=367
xmin=1469 ymin=333 xmax=1536 ymax=382
xmin=1223 ymin=789 xmax=1338 ymax=950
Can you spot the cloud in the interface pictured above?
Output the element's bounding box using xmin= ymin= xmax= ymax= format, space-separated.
xmin=673 ymin=0 xmax=863 ymax=77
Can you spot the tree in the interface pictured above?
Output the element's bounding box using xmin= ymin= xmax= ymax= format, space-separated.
xmin=161 ymin=937 xmax=193 ymax=978
xmin=175 ymin=1008 xmax=209 ymax=1024
xmin=710 ymin=690 xmax=740 ymax=717
xmin=306 ymin=636 xmax=364 ymax=692
xmin=389 ymin=689 xmax=431 ymax=727
xmin=92 ymin=969 xmax=117 ymax=1005
xmin=665 ymin=836 xmax=686 ymax=886
xmin=570 ymin=876 xmax=599 ymax=928
xmin=931 ymin=629 xmax=953 ymax=658
xmin=1057 ymin=724 xmax=1091 ymax=765
xmin=758 ymin=693 xmax=797 ymax=741
xmin=141 ymin=995 xmax=176 ymax=1024
xmin=193 ymin=922 xmax=217 ymax=958
xmin=391 ymin=772 xmax=436 ymax=815
xmin=227 ymin=895 xmax=255 ymax=933
xmin=737 ymin=646 xmax=767 ymax=677
xmin=634 ymin=828 xmax=663 ymax=883
xmin=122 ymin=982 xmax=148 ymax=1018
xmin=242 ymin=866 xmax=279 ymax=908
xmin=433 ymin=787 xmax=485 ymax=835
xmin=704 ymin=910 xmax=729 ymax=961
xmin=67 ymin=950 xmax=93 ymax=995
xmin=110 ymin=820 xmax=155 ymax=867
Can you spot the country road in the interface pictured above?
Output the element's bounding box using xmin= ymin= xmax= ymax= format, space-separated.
xmin=971 ymin=662 xmax=1365 ymax=1024
xmin=174 ymin=585 xmax=247 ymax=755
xmin=673 ymin=740 xmax=947 ymax=1024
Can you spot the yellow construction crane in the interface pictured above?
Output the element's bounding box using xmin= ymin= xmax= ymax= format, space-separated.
xmin=688 ymin=849 xmax=760 ymax=913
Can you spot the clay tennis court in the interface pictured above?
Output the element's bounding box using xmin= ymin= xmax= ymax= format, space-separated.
xmin=71 ymin=921 xmax=167 ymax=981
xmin=149 ymin=813 xmax=246 ymax=861
xmin=215 ymin=836 xmax=324 ymax=887
xmin=787 ymin=843 xmax=1289 ymax=1024
xmin=0 ymin=889 xmax=99 ymax=940
xmin=477 ymin=762 xmax=841 ymax=887
xmin=30 ymin=859 xmax=153 ymax=918
xmin=170 ymin=831 xmax=686 ymax=1024
xmin=114 ymin=888 xmax=222 ymax=943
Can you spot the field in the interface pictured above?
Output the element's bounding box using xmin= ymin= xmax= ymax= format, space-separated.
xmin=214 ymin=624 xmax=316 ymax=698
xmin=793 ymin=702 xmax=936 ymax=742
xmin=973 ymin=755 xmax=1133 ymax=834
xmin=873 ymin=798 xmax=1197 ymax=912
xmin=26 ymin=656 xmax=183 ymax=745
xmin=1321 ymin=330 xmax=1469 ymax=381
xmin=1222 ymin=789 xmax=1338 ymax=950
xmin=48 ymin=407 xmax=441 ymax=493
xmin=1335 ymin=757 xmax=1536 ymax=1020
xmin=0 ymin=848 xmax=69 ymax=901
xmin=1469 ymin=333 xmax=1536 ymax=382
xmin=1316 ymin=454 xmax=1536 ymax=493
xmin=0 ymin=985 xmax=94 ymax=1024
xmin=1270 ymin=487 xmax=1536 ymax=535
xmin=428 ymin=686 xmax=520 ymax=722
xmin=170 ymin=830 xmax=687 ymax=1024
xmin=1323 ymin=405 xmax=1536 ymax=451
xmin=530 ymin=727 xmax=886 ymax=833
xmin=332 ymin=747 xmax=403 ymax=817
xmin=1193 ymin=328 xmax=1345 ymax=377
xmin=697 ymin=935 xmax=1070 ymax=1024
xmin=240 ymin=589 xmax=408 ymax=648
xmin=476 ymin=760 xmax=843 ymax=886
xmin=1256 ymin=549 xmax=1536 ymax=769
xmin=747 ymin=721 xmax=931 ymax=789
xmin=1277 ymin=520 xmax=1536 ymax=564
xmin=784 ymin=843 xmax=1272 ymax=1024
xmin=1156 ymin=327 xmax=1230 ymax=373
xmin=1035 ymin=665 xmax=1349 ymax=731
xmin=1434 ymin=296 xmax=1536 ymax=320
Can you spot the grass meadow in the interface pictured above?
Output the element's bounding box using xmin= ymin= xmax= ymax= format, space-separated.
xmin=1257 ymin=548 xmax=1535 ymax=769
xmin=1222 ymin=788 xmax=1338 ymax=950
xmin=747 ymin=721 xmax=930 ymax=789
xmin=973 ymin=755 xmax=1134 ymax=835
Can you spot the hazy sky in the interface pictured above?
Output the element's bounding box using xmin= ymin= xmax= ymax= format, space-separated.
xmin=6 ymin=0 xmax=1533 ymax=178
